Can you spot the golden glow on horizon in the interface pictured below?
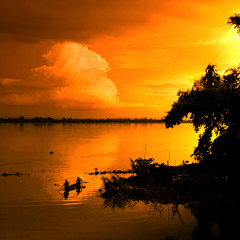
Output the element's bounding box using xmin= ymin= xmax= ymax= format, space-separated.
xmin=0 ymin=1 xmax=240 ymax=118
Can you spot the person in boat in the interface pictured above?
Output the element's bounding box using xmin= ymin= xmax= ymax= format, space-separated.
xmin=76 ymin=177 xmax=82 ymax=187
xmin=63 ymin=180 xmax=69 ymax=191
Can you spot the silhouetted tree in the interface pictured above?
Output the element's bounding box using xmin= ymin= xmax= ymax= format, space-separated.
xmin=227 ymin=13 xmax=240 ymax=33
xmin=19 ymin=116 xmax=24 ymax=122
xmin=164 ymin=15 xmax=240 ymax=163
xmin=165 ymin=65 xmax=240 ymax=162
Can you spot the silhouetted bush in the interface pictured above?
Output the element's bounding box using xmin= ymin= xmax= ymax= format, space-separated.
xmin=130 ymin=158 xmax=170 ymax=185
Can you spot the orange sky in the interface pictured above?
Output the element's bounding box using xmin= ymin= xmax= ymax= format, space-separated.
xmin=0 ymin=0 xmax=240 ymax=119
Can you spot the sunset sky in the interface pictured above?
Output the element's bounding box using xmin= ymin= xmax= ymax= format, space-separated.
xmin=1 ymin=0 xmax=240 ymax=119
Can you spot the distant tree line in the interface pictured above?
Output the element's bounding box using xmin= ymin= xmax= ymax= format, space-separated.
xmin=0 ymin=116 xmax=186 ymax=124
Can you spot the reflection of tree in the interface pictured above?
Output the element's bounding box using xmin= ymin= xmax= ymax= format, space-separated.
xmin=187 ymin=202 xmax=237 ymax=240
xmin=100 ymin=171 xmax=237 ymax=239
xmin=190 ymin=206 xmax=217 ymax=240
xmin=101 ymin=197 xmax=137 ymax=210
xmin=164 ymin=237 xmax=179 ymax=240
xmin=171 ymin=204 xmax=184 ymax=225
xmin=147 ymin=201 xmax=164 ymax=218
xmin=101 ymin=195 xmax=186 ymax=226
xmin=100 ymin=154 xmax=237 ymax=237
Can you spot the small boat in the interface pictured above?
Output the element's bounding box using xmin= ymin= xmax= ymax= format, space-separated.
xmin=57 ymin=179 xmax=86 ymax=199
xmin=64 ymin=183 xmax=86 ymax=192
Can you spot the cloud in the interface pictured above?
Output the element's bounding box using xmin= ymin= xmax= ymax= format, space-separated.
xmin=0 ymin=42 xmax=119 ymax=109
xmin=0 ymin=0 xmax=163 ymax=43
xmin=144 ymin=83 xmax=193 ymax=99
xmin=0 ymin=93 xmax=42 ymax=105
xmin=0 ymin=78 xmax=20 ymax=86
xmin=0 ymin=41 xmax=159 ymax=111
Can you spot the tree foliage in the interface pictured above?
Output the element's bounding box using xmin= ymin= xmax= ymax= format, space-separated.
xmin=130 ymin=158 xmax=169 ymax=184
xmin=165 ymin=65 xmax=240 ymax=161
xmin=164 ymin=14 xmax=240 ymax=163
xmin=227 ymin=13 xmax=240 ymax=34
xmin=165 ymin=65 xmax=240 ymax=162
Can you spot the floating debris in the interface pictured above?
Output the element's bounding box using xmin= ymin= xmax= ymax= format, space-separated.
xmin=50 ymin=151 xmax=54 ymax=154
xmin=1 ymin=172 xmax=28 ymax=177
xmin=37 ymin=169 xmax=52 ymax=173
xmin=88 ymin=169 xmax=133 ymax=175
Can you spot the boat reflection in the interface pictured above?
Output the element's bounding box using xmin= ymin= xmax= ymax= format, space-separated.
xmin=58 ymin=185 xmax=86 ymax=200
xmin=63 ymin=187 xmax=82 ymax=199
xmin=58 ymin=177 xmax=86 ymax=200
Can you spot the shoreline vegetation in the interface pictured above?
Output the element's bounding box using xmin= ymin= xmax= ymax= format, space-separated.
xmin=98 ymin=158 xmax=238 ymax=239
xmin=99 ymin=158 xmax=238 ymax=209
xmin=0 ymin=116 xmax=191 ymax=124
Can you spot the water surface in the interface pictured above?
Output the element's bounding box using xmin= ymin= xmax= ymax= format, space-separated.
xmin=1 ymin=123 xmax=220 ymax=240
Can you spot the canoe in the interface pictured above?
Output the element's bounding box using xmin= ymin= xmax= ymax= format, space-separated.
xmin=64 ymin=183 xmax=86 ymax=192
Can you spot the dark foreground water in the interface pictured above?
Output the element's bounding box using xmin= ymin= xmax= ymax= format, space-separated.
xmin=0 ymin=123 xmax=225 ymax=239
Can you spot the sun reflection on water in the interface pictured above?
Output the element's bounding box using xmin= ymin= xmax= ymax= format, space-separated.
xmin=0 ymin=122 xmax=199 ymax=207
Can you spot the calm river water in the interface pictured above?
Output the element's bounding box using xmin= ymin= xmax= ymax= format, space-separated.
xmin=0 ymin=123 xmax=222 ymax=240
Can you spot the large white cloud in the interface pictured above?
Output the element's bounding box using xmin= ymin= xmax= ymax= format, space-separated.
xmin=0 ymin=42 xmax=120 ymax=109
xmin=34 ymin=42 xmax=120 ymax=108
